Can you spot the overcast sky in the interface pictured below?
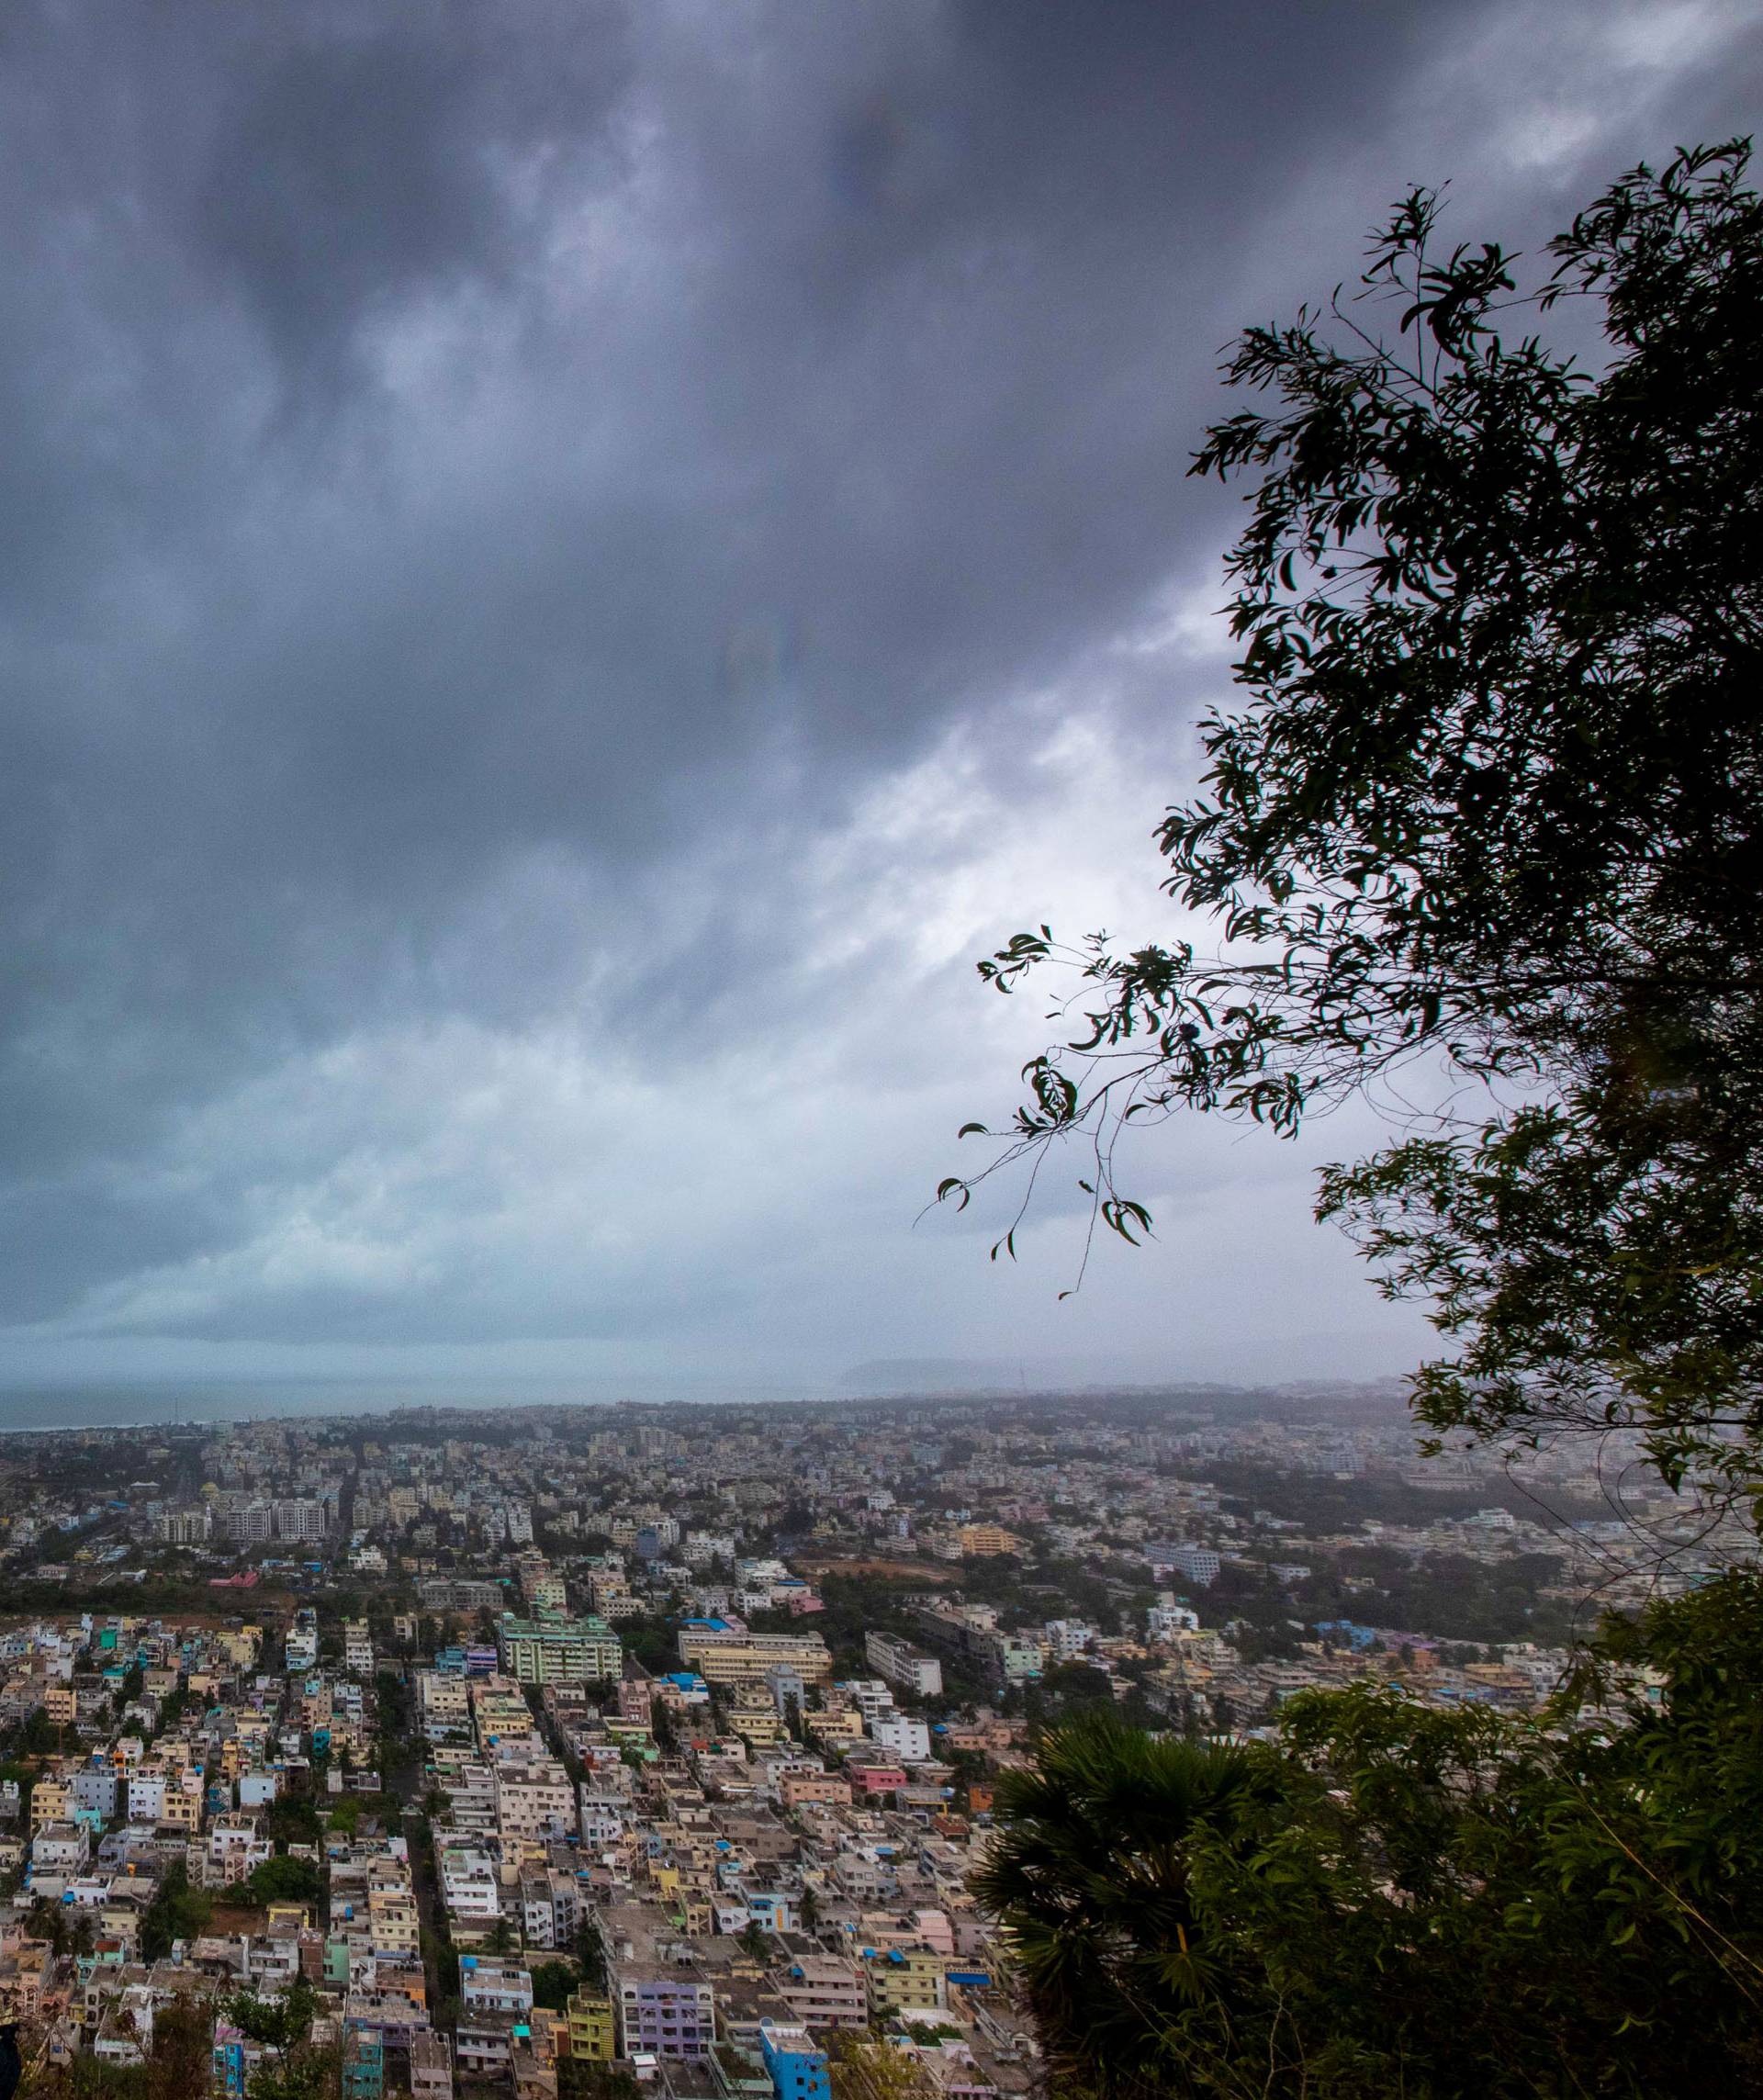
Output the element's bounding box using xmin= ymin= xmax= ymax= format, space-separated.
xmin=0 ymin=0 xmax=1757 ymax=1403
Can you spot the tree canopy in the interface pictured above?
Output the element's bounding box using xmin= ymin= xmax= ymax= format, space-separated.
xmin=944 ymin=141 xmax=1763 ymax=1491
xmin=979 ymin=1576 xmax=1763 ymax=2097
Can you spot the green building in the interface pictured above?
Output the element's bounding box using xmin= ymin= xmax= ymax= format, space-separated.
xmin=497 ymin=1612 xmax=622 ymax=1685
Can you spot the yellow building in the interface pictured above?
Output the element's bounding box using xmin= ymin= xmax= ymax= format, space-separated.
xmin=677 ymin=1628 xmax=832 ymax=1687
xmin=862 ymin=1946 xmax=948 ymax=2016
xmin=30 ymin=1778 xmax=72 ymax=1827
xmin=955 ymin=1524 xmax=1024 ymax=1558
xmin=161 ymin=1770 xmax=203 ymax=1834
xmin=369 ymin=1878 xmax=421 ymax=1960
xmin=566 ymin=1988 xmax=615 ymax=2061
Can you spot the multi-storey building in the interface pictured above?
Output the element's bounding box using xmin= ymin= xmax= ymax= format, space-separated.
xmin=225 ymin=1502 xmax=275 ymax=1547
xmin=285 ymin=1611 xmax=320 ymax=1672
xmin=459 ymin=1959 xmax=533 ymax=2016
xmin=860 ymin=1945 xmax=948 ymax=2017
xmin=417 ymin=1673 xmax=471 ymax=1744
xmin=273 ymin=1499 xmax=328 ymax=1544
xmin=496 ymin=1615 xmax=622 ymax=1686
xmin=676 ymin=1624 xmax=832 ymax=1688
xmin=493 ymin=1757 xmax=575 ymax=1843
xmin=566 ymin=1988 xmax=616 ymax=2063
xmin=602 ymin=1905 xmax=716 ymax=2062
xmin=760 ymin=2020 xmax=832 ymax=2100
xmin=863 ymin=1632 xmax=943 ymax=1698
xmin=777 ymin=1956 xmax=867 ymax=2031
xmin=869 ymin=1712 xmax=931 ymax=1763
xmin=954 ymin=1523 xmax=1023 ymax=1557
xmin=408 ymin=2032 xmax=454 ymax=2100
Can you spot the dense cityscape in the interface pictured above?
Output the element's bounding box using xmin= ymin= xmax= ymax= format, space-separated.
xmin=0 ymin=1386 xmax=1743 ymax=2096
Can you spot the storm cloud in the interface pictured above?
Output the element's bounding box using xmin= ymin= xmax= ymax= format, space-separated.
xmin=1 ymin=0 xmax=1757 ymax=1392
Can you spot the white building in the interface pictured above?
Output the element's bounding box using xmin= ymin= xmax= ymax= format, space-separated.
xmin=460 ymin=1958 xmax=533 ymax=2015
xmin=274 ymin=1499 xmax=328 ymax=1544
xmin=1043 ymin=1619 xmax=1097 ymax=1662
xmin=869 ymin=1712 xmax=931 ymax=1763
xmin=864 ymin=1633 xmax=943 ymax=1698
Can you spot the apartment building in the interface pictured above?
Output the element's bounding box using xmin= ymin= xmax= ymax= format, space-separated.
xmin=417 ymin=1673 xmax=471 ymax=1745
xmin=496 ymin=1615 xmax=622 ymax=1686
xmin=603 ymin=1905 xmax=716 ymax=2061
xmin=408 ymin=2032 xmax=454 ymax=2100
xmin=869 ymin=1712 xmax=931 ymax=1763
xmin=676 ymin=1624 xmax=833 ymax=1688
xmin=864 ymin=1632 xmax=943 ymax=1698
xmin=760 ymin=2020 xmax=832 ymax=2100
xmin=954 ymin=1524 xmax=1023 ymax=1558
xmin=438 ymin=1845 xmax=502 ymax=1927
xmin=861 ymin=1945 xmax=948 ymax=2017
xmin=493 ymin=1757 xmax=575 ymax=1843
xmin=459 ymin=1959 xmax=533 ymax=2016
xmin=565 ymin=1988 xmax=616 ymax=2062
xmin=777 ymin=1955 xmax=866 ymax=2031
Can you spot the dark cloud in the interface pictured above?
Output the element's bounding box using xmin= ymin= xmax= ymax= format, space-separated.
xmin=0 ymin=0 xmax=1756 ymax=1361
xmin=191 ymin=6 xmax=634 ymax=391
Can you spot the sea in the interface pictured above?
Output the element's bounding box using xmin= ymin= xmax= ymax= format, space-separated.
xmin=0 ymin=1376 xmax=821 ymax=1434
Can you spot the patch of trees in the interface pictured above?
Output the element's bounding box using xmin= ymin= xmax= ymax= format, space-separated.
xmin=140 ymin=1863 xmax=211 ymax=1960
xmin=982 ymin=1575 xmax=1763 ymax=2096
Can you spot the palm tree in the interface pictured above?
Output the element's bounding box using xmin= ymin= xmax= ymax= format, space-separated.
xmin=971 ymin=1712 xmax=1276 ymax=2098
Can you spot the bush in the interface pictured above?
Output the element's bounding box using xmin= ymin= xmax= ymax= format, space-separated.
xmin=244 ymin=1854 xmax=323 ymax=1908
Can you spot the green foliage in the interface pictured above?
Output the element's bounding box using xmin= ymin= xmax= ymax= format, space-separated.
xmin=28 ymin=2000 xmax=230 ymax=2100
xmin=147 ymin=2002 xmax=216 ymax=2100
xmin=573 ymin=1919 xmax=607 ymax=1991
xmin=1293 ymin=1545 xmax=1570 ymax=1645
xmin=151 ymin=1686 xmax=188 ymax=1738
xmin=16 ymin=1707 xmax=58 ymax=1757
xmin=139 ymin=1862 xmax=211 ymax=1961
xmin=949 ymin=142 xmax=1763 ymax=1489
xmin=243 ymin=2043 xmax=340 ymax=2100
xmin=971 ymin=1714 xmax=1282 ymax=2097
xmin=225 ymin=1979 xmax=317 ymax=2050
xmin=825 ymin=2033 xmax=938 ymax=2098
xmin=529 ymin=1957 xmax=577 ymax=2010
xmin=28 ymin=1896 xmax=68 ymax=1954
xmin=262 ymin=1793 xmax=322 ymax=1849
xmin=616 ymin=1612 xmax=681 ymax=1674
xmin=981 ymin=1571 xmax=1763 ymax=2096
xmin=1025 ymin=1661 xmax=1141 ymax=1726
xmin=422 ymin=1925 xmax=461 ymax=1999
xmin=244 ymin=1854 xmax=322 ymax=1908
xmin=325 ymin=1795 xmax=362 ymax=1836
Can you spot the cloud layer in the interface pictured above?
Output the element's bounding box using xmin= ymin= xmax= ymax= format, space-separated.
xmin=1 ymin=0 xmax=1757 ymax=1391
